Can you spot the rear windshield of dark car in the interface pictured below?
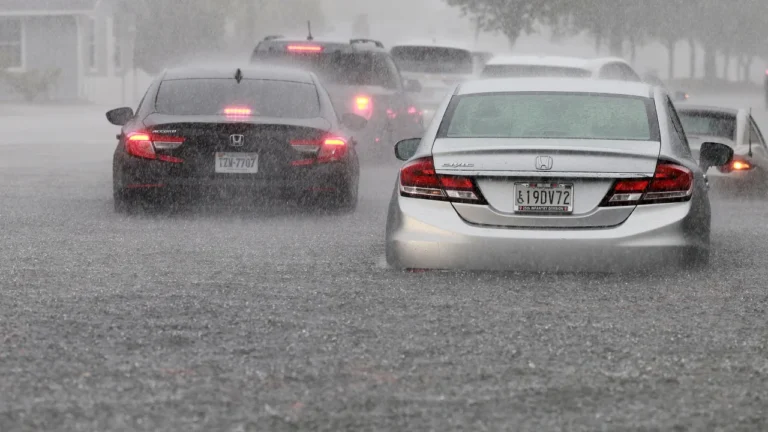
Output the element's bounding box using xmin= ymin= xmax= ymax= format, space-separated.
xmin=252 ymin=48 xmax=400 ymax=89
xmin=481 ymin=64 xmax=592 ymax=79
xmin=391 ymin=46 xmax=474 ymax=75
xmin=154 ymin=79 xmax=321 ymax=118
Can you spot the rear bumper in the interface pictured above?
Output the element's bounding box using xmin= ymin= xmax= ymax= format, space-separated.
xmin=115 ymin=155 xmax=356 ymax=196
xmin=385 ymin=194 xmax=708 ymax=272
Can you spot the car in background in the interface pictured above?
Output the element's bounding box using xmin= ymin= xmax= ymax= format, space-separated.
xmin=643 ymin=71 xmax=689 ymax=102
xmin=107 ymin=66 xmax=368 ymax=213
xmin=677 ymin=105 xmax=768 ymax=190
xmin=390 ymin=41 xmax=476 ymax=121
xmin=480 ymin=55 xmax=642 ymax=82
xmin=386 ymin=78 xmax=734 ymax=272
xmin=251 ymin=36 xmax=424 ymax=157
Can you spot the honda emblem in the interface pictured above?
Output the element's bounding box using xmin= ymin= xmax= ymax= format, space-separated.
xmin=230 ymin=134 xmax=245 ymax=147
xmin=535 ymin=156 xmax=553 ymax=171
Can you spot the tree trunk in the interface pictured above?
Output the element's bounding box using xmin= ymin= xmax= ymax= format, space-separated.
xmin=628 ymin=36 xmax=637 ymax=63
xmin=703 ymin=47 xmax=717 ymax=81
xmin=688 ymin=38 xmax=696 ymax=78
xmin=608 ymin=23 xmax=623 ymax=56
xmin=743 ymin=56 xmax=753 ymax=82
xmin=666 ymin=39 xmax=675 ymax=80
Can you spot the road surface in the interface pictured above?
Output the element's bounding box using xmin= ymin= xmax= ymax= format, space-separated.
xmin=1 ymin=93 xmax=768 ymax=431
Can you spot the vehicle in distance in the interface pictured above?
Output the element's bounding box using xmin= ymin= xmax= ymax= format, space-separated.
xmin=677 ymin=105 xmax=768 ymax=190
xmin=386 ymin=78 xmax=734 ymax=272
xmin=107 ymin=66 xmax=368 ymax=213
xmin=390 ymin=41 xmax=476 ymax=120
xmin=250 ymin=36 xmax=424 ymax=156
xmin=480 ymin=55 xmax=642 ymax=81
xmin=643 ymin=70 xmax=689 ymax=102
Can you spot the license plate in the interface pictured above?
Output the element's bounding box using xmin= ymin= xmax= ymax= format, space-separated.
xmin=514 ymin=183 xmax=574 ymax=214
xmin=215 ymin=152 xmax=258 ymax=174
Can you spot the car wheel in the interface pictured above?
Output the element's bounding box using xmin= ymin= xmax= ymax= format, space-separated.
xmin=113 ymin=188 xmax=137 ymax=214
xmin=332 ymin=179 xmax=358 ymax=213
xmin=682 ymin=247 xmax=710 ymax=270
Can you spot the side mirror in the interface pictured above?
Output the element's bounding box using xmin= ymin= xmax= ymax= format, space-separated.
xmin=394 ymin=138 xmax=421 ymax=161
xmin=106 ymin=107 xmax=134 ymax=126
xmin=341 ymin=113 xmax=368 ymax=131
xmin=673 ymin=91 xmax=689 ymax=102
xmin=699 ymin=142 xmax=734 ymax=172
xmin=404 ymin=79 xmax=422 ymax=93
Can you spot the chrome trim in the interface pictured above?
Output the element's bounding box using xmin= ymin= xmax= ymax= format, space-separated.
xmin=435 ymin=170 xmax=653 ymax=178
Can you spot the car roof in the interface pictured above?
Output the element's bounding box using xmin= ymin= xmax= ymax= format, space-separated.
xmin=161 ymin=66 xmax=315 ymax=84
xmin=485 ymin=55 xmax=631 ymax=71
xmin=675 ymin=104 xmax=740 ymax=116
xmin=457 ymin=77 xmax=653 ymax=98
xmin=258 ymin=37 xmax=387 ymax=53
xmin=391 ymin=40 xmax=473 ymax=51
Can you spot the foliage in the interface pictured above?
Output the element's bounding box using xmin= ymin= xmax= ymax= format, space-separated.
xmin=444 ymin=0 xmax=768 ymax=79
xmin=118 ymin=0 xmax=326 ymax=73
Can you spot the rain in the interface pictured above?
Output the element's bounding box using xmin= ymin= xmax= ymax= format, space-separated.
xmin=2 ymin=0 xmax=768 ymax=430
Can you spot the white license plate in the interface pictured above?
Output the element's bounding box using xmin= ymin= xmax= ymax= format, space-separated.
xmin=514 ymin=183 xmax=574 ymax=214
xmin=215 ymin=152 xmax=258 ymax=174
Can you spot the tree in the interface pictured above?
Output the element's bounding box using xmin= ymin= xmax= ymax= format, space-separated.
xmin=443 ymin=0 xmax=557 ymax=47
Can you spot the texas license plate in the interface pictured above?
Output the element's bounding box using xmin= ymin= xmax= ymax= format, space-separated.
xmin=514 ymin=183 xmax=574 ymax=214
xmin=215 ymin=152 xmax=258 ymax=174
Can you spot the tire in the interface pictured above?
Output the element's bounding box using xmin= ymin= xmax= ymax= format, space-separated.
xmin=332 ymin=179 xmax=359 ymax=214
xmin=682 ymin=247 xmax=710 ymax=270
xmin=113 ymin=188 xmax=136 ymax=214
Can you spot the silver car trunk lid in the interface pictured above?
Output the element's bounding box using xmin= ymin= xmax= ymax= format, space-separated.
xmin=431 ymin=138 xmax=661 ymax=228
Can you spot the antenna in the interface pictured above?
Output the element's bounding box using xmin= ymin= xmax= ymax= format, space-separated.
xmin=234 ymin=68 xmax=243 ymax=83
xmin=749 ymin=108 xmax=754 ymax=157
xmin=307 ymin=21 xmax=314 ymax=41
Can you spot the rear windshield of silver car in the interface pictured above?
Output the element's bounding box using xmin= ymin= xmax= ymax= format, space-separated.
xmin=155 ymin=79 xmax=321 ymax=118
xmin=481 ymin=65 xmax=592 ymax=79
xmin=438 ymin=93 xmax=660 ymax=141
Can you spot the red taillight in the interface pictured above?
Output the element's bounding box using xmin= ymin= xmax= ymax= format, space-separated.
xmin=602 ymin=162 xmax=692 ymax=206
xmin=399 ymin=157 xmax=485 ymax=203
xmin=287 ymin=44 xmax=323 ymax=53
xmin=353 ymin=95 xmax=373 ymax=120
xmin=290 ymin=136 xmax=348 ymax=164
xmin=126 ymin=132 xmax=184 ymax=163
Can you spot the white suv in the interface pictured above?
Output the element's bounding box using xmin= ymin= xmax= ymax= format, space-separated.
xmin=480 ymin=56 xmax=642 ymax=82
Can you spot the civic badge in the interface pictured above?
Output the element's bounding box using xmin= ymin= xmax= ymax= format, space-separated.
xmin=229 ymin=134 xmax=245 ymax=147
xmin=535 ymin=156 xmax=553 ymax=171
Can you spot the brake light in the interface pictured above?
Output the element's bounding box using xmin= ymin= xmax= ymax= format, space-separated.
xmin=290 ymin=136 xmax=348 ymax=164
xmin=399 ymin=157 xmax=485 ymax=203
xmin=407 ymin=106 xmax=419 ymax=115
xmin=287 ymin=45 xmax=323 ymax=53
xmin=125 ymin=132 xmax=184 ymax=163
xmin=718 ymin=157 xmax=754 ymax=173
xmin=223 ymin=106 xmax=253 ymax=120
xmin=602 ymin=162 xmax=692 ymax=206
xmin=353 ymin=95 xmax=373 ymax=120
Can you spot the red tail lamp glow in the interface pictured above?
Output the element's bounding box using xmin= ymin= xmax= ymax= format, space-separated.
xmin=354 ymin=95 xmax=373 ymax=120
xmin=287 ymin=45 xmax=323 ymax=53
xmin=224 ymin=107 xmax=253 ymax=116
xmin=126 ymin=132 xmax=184 ymax=163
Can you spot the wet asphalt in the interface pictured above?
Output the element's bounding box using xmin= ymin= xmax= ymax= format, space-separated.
xmin=2 ymin=95 xmax=768 ymax=431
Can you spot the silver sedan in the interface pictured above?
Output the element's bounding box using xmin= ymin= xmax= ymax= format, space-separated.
xmin=385 ymin=78 xmax=734 ymax=272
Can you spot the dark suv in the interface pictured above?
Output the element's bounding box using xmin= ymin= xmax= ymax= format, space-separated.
xmin=251 ymin=37 xmax=424 ymax=158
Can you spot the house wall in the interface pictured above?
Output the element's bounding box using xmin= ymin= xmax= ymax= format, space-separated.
xmin=0 ymin=15 xmax=79 ymax=101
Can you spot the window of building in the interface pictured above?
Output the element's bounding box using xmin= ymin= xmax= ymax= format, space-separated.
xmin=87 ymin=17 xmax=97 ymax=71
xmin=0 ymin=18 xmax=23 ymax=70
